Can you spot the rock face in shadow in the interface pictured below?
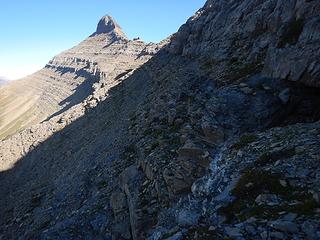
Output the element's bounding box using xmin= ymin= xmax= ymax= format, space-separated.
xmin=0 ymin=1 xmax=320 ymax=239
xmin=168 ymin=0 xmax=320 ymax=88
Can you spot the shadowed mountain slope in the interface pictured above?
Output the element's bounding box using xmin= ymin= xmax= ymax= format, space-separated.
xmin=0 ymin=1 xmax=320 ymax=239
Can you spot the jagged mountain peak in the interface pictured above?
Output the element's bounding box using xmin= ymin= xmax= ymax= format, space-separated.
xmin=93 ymin=15 xmax=127 ymax=40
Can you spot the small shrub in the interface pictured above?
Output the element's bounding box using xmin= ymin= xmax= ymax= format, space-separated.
xmin=227 ymin=61 xmax=262 ymax=82
xmin=256 ymin=152 xmax=271 ymax=165
xmin=150 ymin=141 xmax=160 ymax=151
xmin=98 ymin=180 xmax=107 ymax=189
xmin=256 ymin=148 xmax=296 ymax=166
xmin=233 ymin=134 xmax=257 ymax=150
xmin=200 ymin=57 xmax=217 ymax=71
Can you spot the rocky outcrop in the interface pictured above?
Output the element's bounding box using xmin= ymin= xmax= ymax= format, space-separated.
xmin=94 ymin=15 xmax=127 ymax=40
xmin=168 ymin=0 xmax=320 ymax=88
xmin=0 ymin=1 xmax=320 ymax=239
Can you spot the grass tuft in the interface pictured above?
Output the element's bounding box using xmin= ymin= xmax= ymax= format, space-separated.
xmin=233 ymin=134 xmax=257 ymax=150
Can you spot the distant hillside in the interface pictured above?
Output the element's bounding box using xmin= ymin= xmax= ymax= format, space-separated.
xmin=0 ymin=16 xmax=161 ymax=140
xmin=0 ymin=77 xmax=7 ymax=85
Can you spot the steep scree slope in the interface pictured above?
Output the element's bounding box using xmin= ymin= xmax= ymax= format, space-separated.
xmin=1 ymin=1 xmax=320 ymax=239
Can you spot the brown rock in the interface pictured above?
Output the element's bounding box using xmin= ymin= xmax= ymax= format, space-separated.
xmin=178 ymin=140 xmax=203 ymax=159
xmin=119 ymin=165 xmax=139 ymax=188
xmin=163 ymin=168 xmax=193 ymax=194
xmin=110 ymin=191 xmax=127 ymax=214
xmin=201 ymin=122 xmax=225 ymax=144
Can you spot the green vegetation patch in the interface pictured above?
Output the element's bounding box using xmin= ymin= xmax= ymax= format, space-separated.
xmin=256 ymin=147 xmax=296 ymax=166
xmin=228 ymin=62 xmax=261 ymax=82
xmin=233 ymin=134 xmax=258 ymax=150
xmin=200 ymin=57 xmax=218 ymax=72
xmin=98 ymin=180 xmax=108 ymax=189
xmin=220 ymin=169 xmax=319 ymax=222
xmin=184 ymin=226 xmax=225 ymax=240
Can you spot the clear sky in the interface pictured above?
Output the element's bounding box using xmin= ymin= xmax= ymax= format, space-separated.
xmin=0 ymin=0 xmax=206 ymax=80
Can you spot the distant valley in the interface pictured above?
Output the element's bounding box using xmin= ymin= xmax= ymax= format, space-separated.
xmin=0 ymin=77 xmax=8 ymax=85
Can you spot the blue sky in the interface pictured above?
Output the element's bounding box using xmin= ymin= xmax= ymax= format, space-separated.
xmin=0 ymin=0 xmax=206 ymax=80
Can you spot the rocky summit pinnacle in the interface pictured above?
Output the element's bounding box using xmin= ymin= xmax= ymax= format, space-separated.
xmin=94 ymin=15 xmax=127 ymax=40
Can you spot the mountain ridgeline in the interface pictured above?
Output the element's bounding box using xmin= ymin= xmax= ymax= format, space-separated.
xmin=0 ymin=1 xmax=320 ymax=239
